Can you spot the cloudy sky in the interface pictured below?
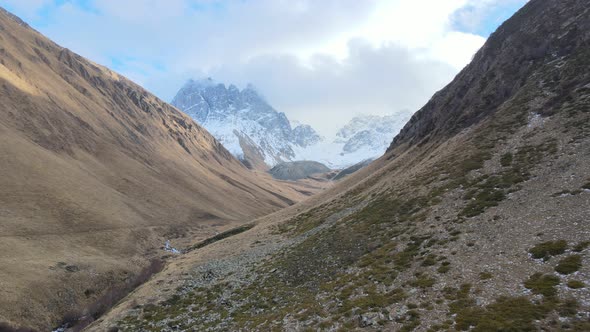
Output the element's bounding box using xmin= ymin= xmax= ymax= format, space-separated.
xmin=0 ymin=0 xmax=527 ymax=135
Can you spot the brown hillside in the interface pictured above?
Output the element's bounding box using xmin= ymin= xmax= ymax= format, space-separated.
xmin=0 ymin=7 xmax=324 ymax=331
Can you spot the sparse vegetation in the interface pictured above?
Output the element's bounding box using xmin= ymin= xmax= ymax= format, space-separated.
xmin=277 ymin=201 xmax=354 ymax=236
xmin=555 ymin=255 xmax=582 ymax=275
xmin=567 ymin=280 xmax=585 ymax=289
xmin=500 ymin=152 xmax=513 ymax=166
xmin=529 ymin=240 xmax=568 ymax=260
xmin=454 ymin=296 xmax=549 ymax=332
xmin=558 ymin=298 xmax=580 ymax=317
xmin=461 ymin=189 xmax=506 ymax=217
xmin=410 ymin=274 xmax=436 ymax=289
xmin=524 ymin=273 xmax=560 ymax=298
xmin=459 ymin=140 xmax=558 ymax=218
xmin=573 ymin=241 xmax=590 ymax=252
xmin=437 ymin=262 xmax=451 ymax=274
xmin=421 ymin=254 xmax=438 ymax=266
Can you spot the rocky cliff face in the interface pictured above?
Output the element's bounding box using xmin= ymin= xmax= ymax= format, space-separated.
xmin=171 ymin=78 xmax=321 ymax=169
xmin=292 ymin=124 xmax=322 ymax=147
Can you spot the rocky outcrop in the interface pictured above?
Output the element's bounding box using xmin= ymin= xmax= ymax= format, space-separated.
xmin=269 ymin=161 xmax=331 ymax=181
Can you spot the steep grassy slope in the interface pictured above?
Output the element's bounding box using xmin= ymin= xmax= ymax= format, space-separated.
xmin=93 ymin=0 xmax=590 ymax=330
xmin=0 ymin=7 xmax=326 ymax=331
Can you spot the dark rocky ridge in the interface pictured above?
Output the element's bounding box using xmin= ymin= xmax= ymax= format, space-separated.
xmin=332 ymin=158 xmax=374 ymax=181
xmin=389 ymin=0 xmax=590 ymax=152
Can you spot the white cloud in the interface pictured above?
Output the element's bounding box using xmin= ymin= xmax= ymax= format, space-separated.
xmin=0 ymin=0 xmax=525 ymax=136
xmin=206 ymin=39 xmax=459 ymax=135
xmin=429 ymin=31 xmax=485 ymax=68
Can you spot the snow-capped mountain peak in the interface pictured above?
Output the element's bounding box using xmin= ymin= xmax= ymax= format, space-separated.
xmin=172 ymin=78 xmax=412 ymax=170
xmin=171 ymin=79 xmax=321 ymax=169
xmin=295 ymin=113 xmax=411 ymax=168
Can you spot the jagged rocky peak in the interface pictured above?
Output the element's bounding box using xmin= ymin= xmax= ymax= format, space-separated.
xmin=291 ymin=122 xmax=322 ymax=148
xmin=171 ymin=78 xmax=410 ymax=169
xmin=171 ymin=78 xmax=322 ymax=169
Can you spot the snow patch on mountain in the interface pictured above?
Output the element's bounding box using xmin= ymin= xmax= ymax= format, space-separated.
xmin=171 ymin=78 xmax=321 ymax=168
xmin=295 ymin=114 xmax=411 ymax=169
xmin=172 ymin=78 xmax=411 ymax=170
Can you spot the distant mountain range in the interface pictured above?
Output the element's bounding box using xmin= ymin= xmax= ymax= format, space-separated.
xmin=172 ymin=78 xmax=410 ymax=169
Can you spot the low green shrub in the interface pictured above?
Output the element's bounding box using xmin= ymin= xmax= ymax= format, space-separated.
xmin=528 ymin=240 xmax=567 ymax=260
xmin=555 ymin=255 xmax=582 ymax=275
xmin=437 ymin=264 xmax=451 ymax=274
xmin=410 ymin=275 xmax=436 ymax=289
xmin=454 ymin=296 xmax=549 ymax=332
xmin=421 ymin=254 xmax=438 ymax=266
xmin=524 ymin=273 xmax=560 ymax=297
xmin=500 ymin=152 xmax=513 ymax=167
xmin=567 ymin=280 xmax=585 ymax=289
xmin=558 ymin=298 xmax=580 ymax=317
xmin=573 ymin=241 xmax=590 ymax=252
xmin=461 ymin=189 xmax=506 ymax=217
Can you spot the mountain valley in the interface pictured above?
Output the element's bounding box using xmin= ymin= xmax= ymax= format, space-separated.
xmin=87 ymin=0 xmax=590 ymax=331
xmin=0 ymin=8 xmax=325 ymax=331
xmin=0 ymin=0 xmax=589 ymax=331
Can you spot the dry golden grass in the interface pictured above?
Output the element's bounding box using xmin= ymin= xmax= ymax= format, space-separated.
xmin=0 ymin=8 xmax=326 ymax=331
